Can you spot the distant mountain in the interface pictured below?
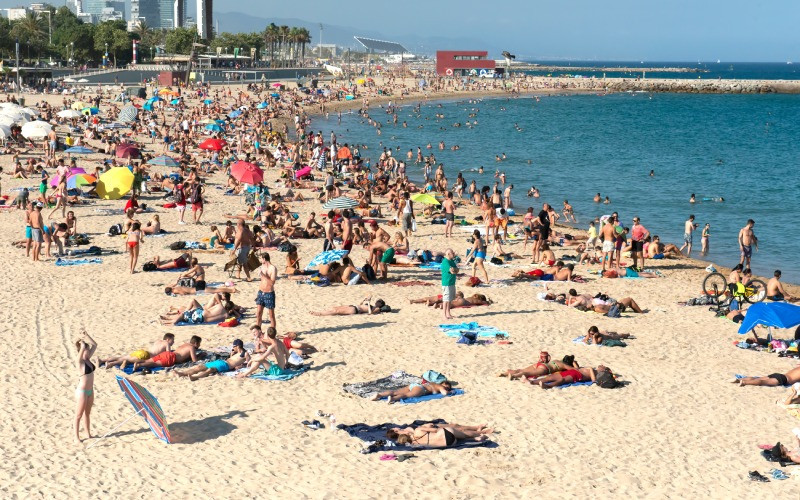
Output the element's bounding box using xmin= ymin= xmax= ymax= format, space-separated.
xmin=215 ymin=12 xmax=498 ymax=57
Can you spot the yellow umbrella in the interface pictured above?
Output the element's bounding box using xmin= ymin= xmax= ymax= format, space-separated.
xmin=96 ymin=167 xmax=134 ymax=200
xmin=158 ymin=87 xmax=173 ymax=94
xmin=71 ymin=101 xmax=90 ymax=110
xmin=411 ymin=193 xmax=441 ymax=205
xmin=356 ymin=78 xmax=366 ymax=85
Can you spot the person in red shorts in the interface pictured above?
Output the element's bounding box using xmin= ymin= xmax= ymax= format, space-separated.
xmin=133 ymin=336 xmax=202 ymax=371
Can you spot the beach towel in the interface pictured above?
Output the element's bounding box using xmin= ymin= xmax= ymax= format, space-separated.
xmin=572 ymin=336 xmax=627 ymax=347
xmin=419 ymin=262 xmax=441 ymax=270
xmin=338 ymin=419 xmax=495 ymax=453
xmin=343 ymin=370 xmax=422 ymax=399
xmin=224 ymin=365 xmax=309 ymax=381
xmin=55 ymin=257 xmax=102 ymax=266
xmin=394 ymin=388 xmax=464 ymax=405
xmin=439 ymin=323 xmax=509 ymax=338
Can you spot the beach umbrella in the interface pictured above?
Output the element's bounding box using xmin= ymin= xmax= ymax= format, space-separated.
xmin=0 ymin=124 xmax=11 ymax=139
xmin=199 ymin=118 xmax=216 ymax=124
xmin=270 ymin=93 xmax=280 ymax=98
xmin=22 ymin=107 xmax=39 ymax=117
xmin=96 ymin=167 xmax=134 ymax=200
xmin=63 ymin=77 xmax=76 ymax=83
xmin=199 ymin=138 xmax=227 ymax=151
xmin=295 ymin=166 xmax=312 ymax=179
xmin=118 ymin=105 xmax=138 ymax=123
xmin=104 ymin=122 xmax=127 ymax=130
xmin=1 ymin=110 xmax=29 ymax=125
xmin=230 ymin=161 xmax=263 ymax=185
xmin=272 ymin=82 xmax=283 ymax=88
xmin=204 ymin=123 xmax=223 ymax=132
xmin=21 ymin=120 xmax=52 ymax=139
xmin=82 ymin=107 xmax=100 ymax=115
xmin=256 ymin=102 xmax=269 ymax=109
xmin=65 ymin=146 xmax=94 ymax=155
xmin=411 ymin=193 xmax=441 ymax=205
xmin=147 ymin=155 xmax=180 ymax=167
xmin=356 ymin=78 xmax=366 ymax=85
xmin=738 ymin=302 xmax=800 ymax=334
xmin=77 ymin=79 xmax=88 ymax=83
xmin=228 ymin=110 xmax=242 ymax=119
xmin=305 ymin=249 xmax=349 ymax=270
xmin=51 ymin=172 xmax=95 ymax=189
xmin=322 ymin=196 xmax=359 ymax=210
xmin=203 ymin=98 xmax=213 ymax=105
xmin=142 ymin=102 xmax=154 ymax=111
xmin=57 ymin=109 xmax=82 ymax=119
xmin=148 ymin=96 xmax=163 ymax=103
xmin=88 ymin=375 xmax=172 ymax=447
xmin=115 ymin=143 xmax=141 ymax=159
xmin=170 ymin=98 xmax=180 ymax=105
xmin=158 ymin=87 xmax=174 ymax=95
xmin=71 ymin=101 xmax=89 ymax=110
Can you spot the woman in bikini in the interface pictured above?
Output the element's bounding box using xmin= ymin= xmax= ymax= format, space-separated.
xmin=522 ymin=365 xmax=610 ymax=389
xmin=74 ymin=329 xmax=97 ymax=443
xmin=584 ymin=326 xmax=631 ymax=345
xmin=386 ymin=423 xmax=493 ymax=448
xmin=126 ymin=222 xmax=143 ymax=273
xmin=141 ymin=214 xmax=161 ymax=235
xmin=175 ymin=257 xmax=206 ymax=291
xmin=371 ymin=381 xmax=452 ymax=403
xmin=469 ymin=229 xmax=489 ymax=283
xmin=310 ymin=297 xmax=390 ymax=316
xmin=499 ymin=352 xmax=579 ymax=380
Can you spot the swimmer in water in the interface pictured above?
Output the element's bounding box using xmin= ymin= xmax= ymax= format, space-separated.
xmin=649 ymin=170 xmax=655 ymax=176
xmin=594 ymin=193 xmax=601 ymax=203
xmin=478 ymin=166 xmax=484 ymax=174
xmin=689 ymin=194 xmax=696 ymax=204
xmin=604 ymin=196 xmax=611 ymax=204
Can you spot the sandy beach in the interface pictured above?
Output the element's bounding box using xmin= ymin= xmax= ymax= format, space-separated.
xmin=1 ymin=79 xmax=799 ymax=499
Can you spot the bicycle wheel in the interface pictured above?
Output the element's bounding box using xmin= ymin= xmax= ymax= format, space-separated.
xmin=702 ymin=272 xmax=727 ymax=298
xmin=744 ymin=279 xmax=767 ymax=303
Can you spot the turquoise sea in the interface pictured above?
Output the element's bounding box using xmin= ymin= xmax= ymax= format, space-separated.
xmin=324 ymin=92 xmax=800 ymax=283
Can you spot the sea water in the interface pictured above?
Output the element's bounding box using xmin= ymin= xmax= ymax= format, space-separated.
xmin=324 ymin=92 xmax=800 ymax=283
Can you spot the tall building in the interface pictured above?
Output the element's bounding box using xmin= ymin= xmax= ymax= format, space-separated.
xmin=196 ymin=0 xmax=212 ymax=39
xmin=131 ymin=0 xmax=180 ymax=29
xmin=81 ymin=0 xmax=124 ymax=22
xmin=173 ymin=0 xmax=186 ymax=28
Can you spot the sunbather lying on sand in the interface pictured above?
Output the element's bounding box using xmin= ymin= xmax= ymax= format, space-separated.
xmin=584 ymin=326 xmax=631 ymax=344
xmin=371 ymin=381 xmax=453 ymax=403
xmin=499 ymin=353 xmax=579 ymax=380
xmin=159 ymin=294 xmax=238 ymax=325
xmin=174 ymin=339 xmax=249 ymax=381
xmin=410 ymin=292 xmax=492 ymax=308
xmin=735 ymin=366 xmax=800 ymax=387
xmin=146 ymin=252 xmax=192 ymax=270
xmin=310 ymin=296 xmax=391 ymax=315
xmin=165 ymin=284 xmax=238 ymax=295
xmin=132 ymin=336 xmax=202 ymax=371
xmin=768 ymin=432 xmax=800 ymax=464
xmin=591 ymin=296 xmax=644 ymax=314
xmin=386 ymin=423 xmax=493 ymax=448
xmin=522 ymin=365 xmax=613 ymax=389
xmin=98 ymin=333 xmax=174 ymax=370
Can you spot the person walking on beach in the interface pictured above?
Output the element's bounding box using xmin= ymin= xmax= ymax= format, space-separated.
xmin=701 ymin=223 xmax=710 ymax=256
xmin=630 ymin=217 xmax=649 ymax=271
xmin=738 ymin=219 xmax=757 ymax=268
xmin=442 ymin=191 xmax=455 ymax=238
xmin=74 ymin=329 xmax=97 ymax=444
xmin=679 ymin=215 xmax=697 ymax=256
xmin=232 ymin=220 xmax=254 ymax=281
xmin=30 ymin=203 xmax=44 ymax=262
xmin=441 ymin=249 xmax=458 ymax=320
xmin=600 ymin=217 xmax=616 ymax=271
xmin=126 ymin=221 xmax=144 ymax=273
xmin=255 ymin=252 xmax=277 ymax=329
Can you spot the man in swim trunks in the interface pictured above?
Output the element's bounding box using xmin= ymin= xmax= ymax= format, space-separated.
xmin=175 ymin=339 xmax=249 ymax=381
xmin=237 ymin=326 xmax=291 ymax=378
xmin=600 ymin=217 xmax=616 ymax=271
xmin=442 ymin=191 xmax=456 ymax=238
xmin=147 ymin=252 xmax=192 ymax=270
xmin=133 ymin=335 xmax=202 ymax=371
xmin=340 ymin=209 xmax=353 ymax=253
xmin=255 ymin=252 xmax=277 ymax=329
xmin=679 ymin=215 xmax=697 ymax=257
xmin=767 ymin=270 xmax=797 ymax=302
xmin=738 ymin=219 xmax=757 ymax=268
xmin=736 ymin=366 xmax=800 ymax=387
xmin=99 ymin=334 xmax=175 ymax=370
xmin=232 ymin=219 xmax=254 ymax=280
xmin=30 ymin=203 xmax=44 ymax=262
xmin=630 ymin=217 xmax=649 ymax=270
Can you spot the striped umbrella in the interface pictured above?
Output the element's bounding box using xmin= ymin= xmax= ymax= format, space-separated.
xmin=104 ymin=122 xmax=127 ymax=129
xmin=147 ymin=155 xmax=180 ymax=167
xmin=118 ymin=105 xmax=138 ymax=123
xmin=114 ymin=375 xmax=172 ymax=443
xmin=305 ymin=249 xmax=349 ymax=270
xmin=322 ymin=196 xmax=359 ymax=210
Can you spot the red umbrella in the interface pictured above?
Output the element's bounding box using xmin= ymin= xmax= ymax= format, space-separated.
xmin=230 ymin=161 xmax=264 ymax=185
xmin=199 ymin=138 xmax=227 ymax=151
xmin=115 ymin=144 xmax=140 ymax=159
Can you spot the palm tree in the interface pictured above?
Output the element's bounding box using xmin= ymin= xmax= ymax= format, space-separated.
xmin=262 ymin=23 xmax=278 ymax=67
xmin=298 ymin=27 xmax=311 ymax=66
xmin=12 ymin=12 xmax=46 ymax=62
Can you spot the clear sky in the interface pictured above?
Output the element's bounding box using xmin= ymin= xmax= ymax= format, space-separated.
xmin=3 ymin=0 xmax=797 ymax=61
xmin=216 ymin=0 xmax=799 ymax=61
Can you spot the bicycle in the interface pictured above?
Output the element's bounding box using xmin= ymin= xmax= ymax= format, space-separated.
xmin=702 ymin=272 xmax=767 ymax=304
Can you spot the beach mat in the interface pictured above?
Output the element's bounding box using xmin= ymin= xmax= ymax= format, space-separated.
xmin=55 ymin=257 xmax=102 ymax=266
xmin=439 ymin=322 xmax=508 ymax=338
xmin=338 ymin=419 xmax=496 ymax=452
xmin=224 ymin=365 xmax=309 ymax=381
xmin=343 ymin=371 xmax=422 ymax=399
xmin=394 ymin=388 xmax=464 ymax=405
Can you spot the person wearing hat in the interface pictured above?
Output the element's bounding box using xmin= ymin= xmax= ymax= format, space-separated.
xmin=175 ymin=339 xmax=249 ymax=381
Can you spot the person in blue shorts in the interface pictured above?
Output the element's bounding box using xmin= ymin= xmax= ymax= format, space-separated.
xmin=175 ymin=339 xmax=249 ymax=381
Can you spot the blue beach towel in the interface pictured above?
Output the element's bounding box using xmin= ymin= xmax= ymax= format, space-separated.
xmin=224 ymin=365 xmax=309 ymax=381
xmin=419 ymin=262 xmax=441 ymax=270
xmin=439 ymin=323 xmax=508 ymax=338
xmin=55 ymin=258 xmax=102 ymax=266
xmin=556 ymin=381 xmax=594 ymax=389
xmin=395 ymin=388 xmax=464 ymax=405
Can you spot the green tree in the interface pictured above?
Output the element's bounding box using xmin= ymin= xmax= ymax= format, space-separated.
xmin=11 ymin=12 xmax=47 ymax=62
xmin=93 ymin=20 xmax=130 ymax=66
xmin=0 ymin=17 xmax=12 ymax=60
xmin=165 ymin=27 xmax=198 ymax=55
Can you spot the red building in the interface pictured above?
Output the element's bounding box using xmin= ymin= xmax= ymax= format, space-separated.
xmin=436 ymin=51 xmax=496 ymax=76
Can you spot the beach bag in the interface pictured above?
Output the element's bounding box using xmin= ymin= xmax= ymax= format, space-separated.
xmin=108 ymin=223 xmax=122 ymax=236
xmin=456 ymin=332 xmax=477 ymax=345
xmin=174 ymin=188 xmax=185 ymax=204
xmin=411 ymin=220 xmax=417 ymax=232
xmin=490 ymin=257 xmax=504 ymax=265
xmin=217 ymin=317 xmax=239 ymax=328
xmin=465 ymin=276 xmax=482 ymax=287
xmin=277 ymin=242 xmax=292 ymax=252
xmin=170 ymin=241 xmax=187 ymax=250
xmin=142 ymin=262 xmax=157 ymax=272
xmin=421 ymin=250 xmax=433 ymax=263
xmin=190 ymin=184 xmax=202 ymax=204
xmin=422 ymin=370 xmax=447 ymax=384
xmin=596 ymin=371 xmax=619 ymax=389
xmin=287 ymin=351 xmax=304 ymax=369
xmin=605 ymin=304 xmax=621 ymax=318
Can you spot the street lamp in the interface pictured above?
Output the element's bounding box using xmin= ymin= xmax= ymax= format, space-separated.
xmin=104 ymin=42 xmax=108 ymax=68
